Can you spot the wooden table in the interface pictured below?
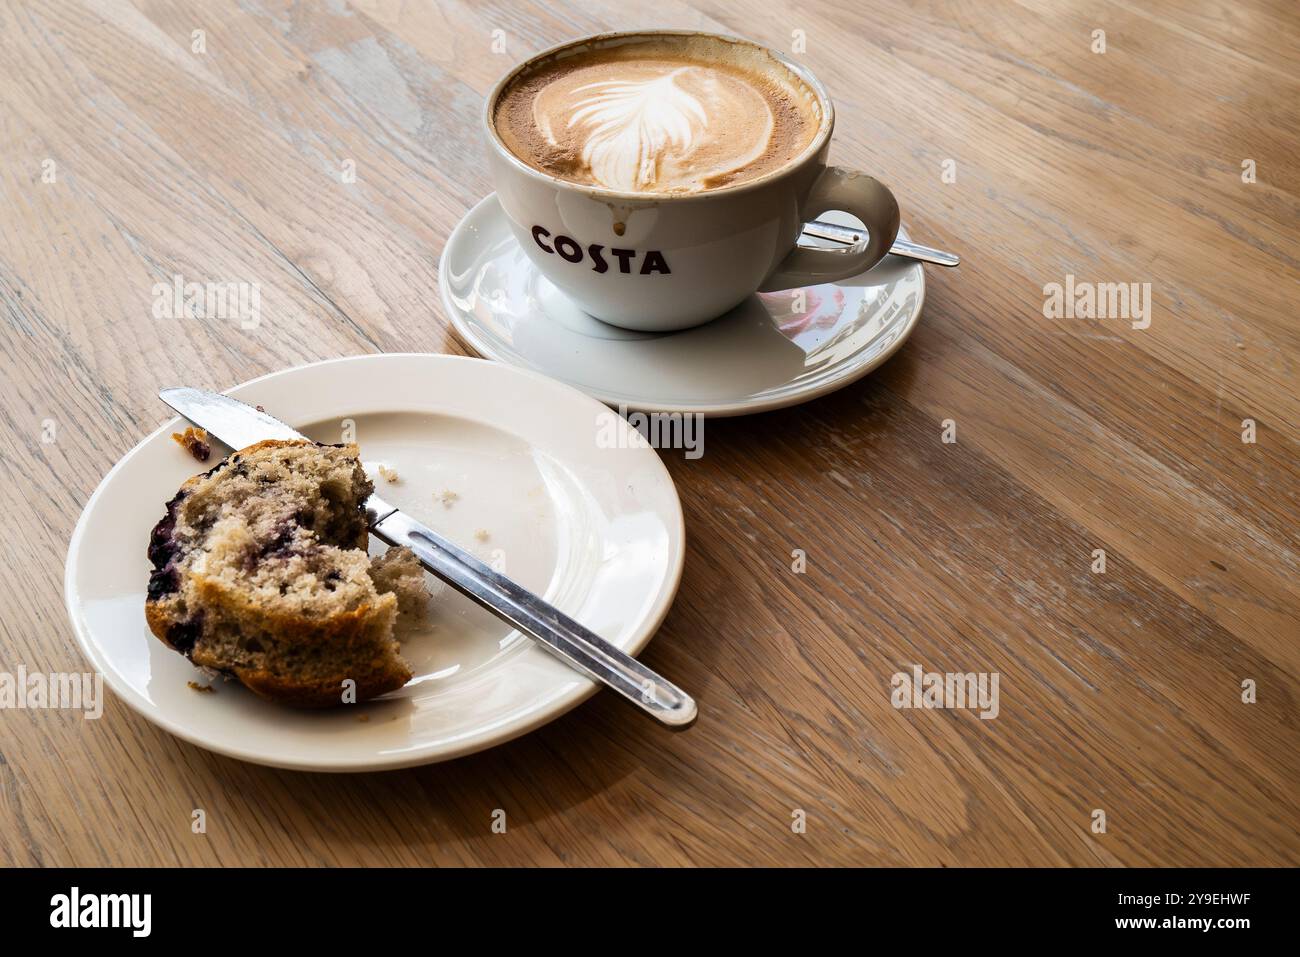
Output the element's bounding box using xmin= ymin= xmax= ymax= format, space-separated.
xmin=2 ymin=0 xmax=1296 ymax=867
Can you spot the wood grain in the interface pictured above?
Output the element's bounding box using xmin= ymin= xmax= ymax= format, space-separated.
xmin=0 ymin=0 xmax=1296 ymax=866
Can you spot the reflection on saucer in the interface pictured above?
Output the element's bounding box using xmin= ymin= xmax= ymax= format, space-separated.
xmin=762 ymin=286 xmax=851 ymax=345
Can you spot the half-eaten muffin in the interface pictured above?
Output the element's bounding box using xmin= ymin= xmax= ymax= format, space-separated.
xmin=145 ymin=439 xmax=427 ymax=707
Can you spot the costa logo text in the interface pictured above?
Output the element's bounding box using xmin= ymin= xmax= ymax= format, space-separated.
xmin=531 ymin=226 xmax=670 ymax=275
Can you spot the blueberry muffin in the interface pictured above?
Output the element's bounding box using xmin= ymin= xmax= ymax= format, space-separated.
xmin=145 ymin=440 xmax=427 ymax=707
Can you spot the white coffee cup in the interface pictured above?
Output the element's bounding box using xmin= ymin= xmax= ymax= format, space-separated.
xmin=484 ymin=30 xmax=901 ymax=333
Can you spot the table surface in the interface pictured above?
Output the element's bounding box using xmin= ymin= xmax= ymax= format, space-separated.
xmin=2 ymin=0 xmax=1297 ymax=867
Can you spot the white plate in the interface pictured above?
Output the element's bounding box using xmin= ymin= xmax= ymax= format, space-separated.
xmin=65 ymin=354 xmax=685 ymax=771
xmin=440 ymin=194 xmax=925 ymax=416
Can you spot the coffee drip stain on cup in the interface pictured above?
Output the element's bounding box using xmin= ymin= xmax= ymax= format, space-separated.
xmin=607 ymin=204 xmax=638 ymax=238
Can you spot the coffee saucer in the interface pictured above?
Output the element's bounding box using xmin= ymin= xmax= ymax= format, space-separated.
xmin=439 ymin=194 xmax=925 ymax=416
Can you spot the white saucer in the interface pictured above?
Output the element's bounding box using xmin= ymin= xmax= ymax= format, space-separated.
xmin=440 ymin=194 xmax=925 ymax=416
xmin=65 ymin=354 xmax=684 ymax=772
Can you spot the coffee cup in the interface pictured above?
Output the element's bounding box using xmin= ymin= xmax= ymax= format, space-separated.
xmin=484 ymin=30 xmax=900 ymax=333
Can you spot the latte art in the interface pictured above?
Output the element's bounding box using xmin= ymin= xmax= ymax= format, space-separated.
xmin=494 ymin=37 xmax=819 ymax=195
xmin=535 ymin=66 xmax=773 ymax=192
xmin=563 ymin=70 xmax=713 ymax=191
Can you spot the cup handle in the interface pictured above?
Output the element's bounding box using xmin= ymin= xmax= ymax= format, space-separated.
xmin=758 ymin=167 xmax=901 ymax=292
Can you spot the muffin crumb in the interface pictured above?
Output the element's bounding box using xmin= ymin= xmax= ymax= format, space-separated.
xmin=377 ymin=464 xmax=400 ymax=483
xmin=370 ymin=546 xmax=430 ymax=620
xmin=438 ymin=489 xmax=460 ymax=508
xmin=172 ymin=426 xmax=211 ymax=462
xmin=474 ymin=528 xmax=490 ymax=542
xmin=187 ymin=681 xmax=215 ymax=694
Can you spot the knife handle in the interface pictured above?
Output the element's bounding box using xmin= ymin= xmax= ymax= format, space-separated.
xmin=370 ymin=509 xmax=697 ymax=729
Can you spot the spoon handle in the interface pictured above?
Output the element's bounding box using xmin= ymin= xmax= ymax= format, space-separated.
xmin=803 ymin=219 xmax=960 ymax=267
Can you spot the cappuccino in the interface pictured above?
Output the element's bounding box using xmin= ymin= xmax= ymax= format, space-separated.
xmin=493 ymin=35 xmax=821 ymax=194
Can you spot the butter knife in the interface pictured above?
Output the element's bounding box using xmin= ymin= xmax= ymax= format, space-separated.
xmin=158 ymin=387 xmax=697 ymax=729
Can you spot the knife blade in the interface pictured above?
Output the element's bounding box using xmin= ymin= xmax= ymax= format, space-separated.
xmin=158 ymin=387 xmax=697 ymax=729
